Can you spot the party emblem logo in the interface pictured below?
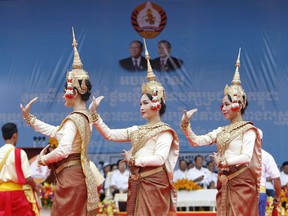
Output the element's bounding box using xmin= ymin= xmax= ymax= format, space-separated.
xmin=131 ymin=1 xmax=167 ymax=38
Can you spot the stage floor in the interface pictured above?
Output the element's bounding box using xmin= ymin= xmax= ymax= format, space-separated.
xmin=40 ymin=208 xmax=50 ymax=216
xmin=118 ymin=213 xmax=216 ymax=216
xmin=112 ymin=212 xmax=217 ymax=216
xmin=41 ymin=208 xmax=216 ymax=216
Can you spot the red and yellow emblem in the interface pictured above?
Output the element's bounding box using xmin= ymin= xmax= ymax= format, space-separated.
xmin=131 ymin=1 xmax=167 ymax=38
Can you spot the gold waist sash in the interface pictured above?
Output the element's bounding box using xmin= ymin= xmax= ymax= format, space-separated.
xmin=0 ymin=182 xmax=23 ymax=191
xmin=55 ymin=159 xmax=81 ymax=175
xmin=130 ymin=166 xmax=164 ymax=181
xmin=219 ymin=166 xmax=248 ymax=184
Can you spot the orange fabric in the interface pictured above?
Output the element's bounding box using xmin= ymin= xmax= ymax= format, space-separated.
xmin=216 ymin=123 xmax=262 ymax=216
xmin=51 ymin=154 xmax=88 ymax=216
xmin=127 ymin=166 xmax=176 ymax=216
xmin=217 ymin=167 xmax=259 ymax=216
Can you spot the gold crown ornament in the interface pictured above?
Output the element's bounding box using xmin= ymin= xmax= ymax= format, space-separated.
xmin=65 ymin=27 xmax=90 ymax=99
xmin=224 ymin=48 xmax=247 ymax=111
xmin=142 ymin=38 xmax=166 ymax=110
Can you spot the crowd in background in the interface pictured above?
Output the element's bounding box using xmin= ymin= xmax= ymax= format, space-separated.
xmin=98 ymin=155 xmax=288 ymax=202
xmin=172 ymin=155 xmax=288 ymax=194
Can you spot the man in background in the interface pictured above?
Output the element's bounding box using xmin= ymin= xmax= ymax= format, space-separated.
xmin=110 ymin=160 xmax=129 ymax=197
xmin=110 ymin=160 xmax=129 ymax=212
xmin=151 ymin=40 xmax=183 ymax=72
xmin=280 ymin=161 xmax=288 ymax=188
xmin=0 ymin=122 xmax=41 ymax=215
xmin=187 ymin=155 xmax=209 ymax=188
xmin=258 ymin=129 xmax=281 ymax=216
xmin=206 ymin=161 xmax=218 ymax=189
xmin=173 ymin=159 xmax=188 ymax=182
xmin=119 ymin=40 xmax=147 ymax=72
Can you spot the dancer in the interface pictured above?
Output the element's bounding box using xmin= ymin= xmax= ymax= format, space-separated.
xmin=180 ymin=49 xmax=262 ymax=216
xmin=20 ymin=28 xmax=99 ymax=216
xmin=89 ymin=39 xmax=179 ymax=216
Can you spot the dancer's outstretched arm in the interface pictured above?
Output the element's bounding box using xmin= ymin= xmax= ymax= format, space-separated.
xmin=20 ymin=97 xmax=59 ymax=137
xmin=89 ymin=96 xmax=135 ymax=142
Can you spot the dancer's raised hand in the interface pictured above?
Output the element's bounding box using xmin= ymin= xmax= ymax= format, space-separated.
xmin=89 ymin=96 xmax=104 ymax=113
xmin=180 ymin=108 xmax=198 ymax=125
xmin=20 ymin=97 xmax=38 ymax=119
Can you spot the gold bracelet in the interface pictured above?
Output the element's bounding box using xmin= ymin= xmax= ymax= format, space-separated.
xmin=220 ymin=156 xmax=228 ymax=168
xmin=91 ymin=113 xmax=99 ymax=123
xmin=24 ymin=113 xmax=36 ymax=126
xmin=128 ymin=157 xmax=136 ymax=166
xmin=180 ymin=122 xmax=190 ymax=130
xmin=38 ymin=156 xmax=46 ymax=166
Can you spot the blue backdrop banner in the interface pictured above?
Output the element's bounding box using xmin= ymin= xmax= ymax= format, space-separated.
xmin=0 ymin=0 xmax=287 ymax=165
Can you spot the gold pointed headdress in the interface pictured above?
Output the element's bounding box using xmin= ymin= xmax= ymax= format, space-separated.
xmin=141 ymin=38 xmax=166 ymax=109
xmin=65 ymin=27 xmax=90 ymax=98
xmin=224 ymin=48 xmax=247 ymax=110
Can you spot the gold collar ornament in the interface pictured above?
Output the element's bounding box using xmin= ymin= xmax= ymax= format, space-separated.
xmin=141 ymin=38 xmax=165 ymax=110
xmin=223 ymin=48 xmax=246 ymax=111
xmin=65 ymin=27 xmax=90 ymax=99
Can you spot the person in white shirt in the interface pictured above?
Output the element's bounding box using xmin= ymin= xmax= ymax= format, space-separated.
xmin=280 ymin=161 xmax=288 ymax=188
xmin=258 ymin=149 xmax=281 ymax=216
xmin=187 ymin=161 xmax=195 ymax=170
xmin=257 ymin=129 xmax=281 ymax=216
xmin=0 ymin=123 xmax=41 ymax=215
xmin=99 ymin=162 xmax=112 ymax=200
xmin=206 ymin=161 xmax=218 ymax=189
xmin=110 ymin=160 xmax=129 ymax=197
xmin=187 ymin=155 xmax=209 ymax=188
xmin=173 ymin=159 xmax=188 ymax=182
xmin=266 ymin=173 xmax=276 ymax=197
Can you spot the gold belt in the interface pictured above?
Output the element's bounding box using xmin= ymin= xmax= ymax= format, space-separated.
xmin=130 ymin=166 xmax=164 ymax=181
xmin=219 ymin=166 xmax=248 ymax=184
xmin=55 ymin=160 xmax=81 ymax=175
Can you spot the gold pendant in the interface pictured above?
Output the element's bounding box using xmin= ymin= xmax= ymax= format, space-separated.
xmin=219 ymin=175 xmax=228 ymax=184
xmin=131 ymin=174 xmax=139 ymax=181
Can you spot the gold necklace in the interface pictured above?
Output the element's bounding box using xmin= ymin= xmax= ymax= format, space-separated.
xmin=131 ymin=122 xmax=168 ymax=155
xmin=217 ymin=121 xmax=250 ymax=155
xmin=141 ymin=121 xmax=164 ymax=129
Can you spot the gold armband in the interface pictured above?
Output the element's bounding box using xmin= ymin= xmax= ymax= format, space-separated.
xmin=24 ymin=113 xmax=36 ymax=126
xmin=180 ymin=122 xmax=190 ymax=130
xmin=91 ymin=113 xmax=99 ymax=123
